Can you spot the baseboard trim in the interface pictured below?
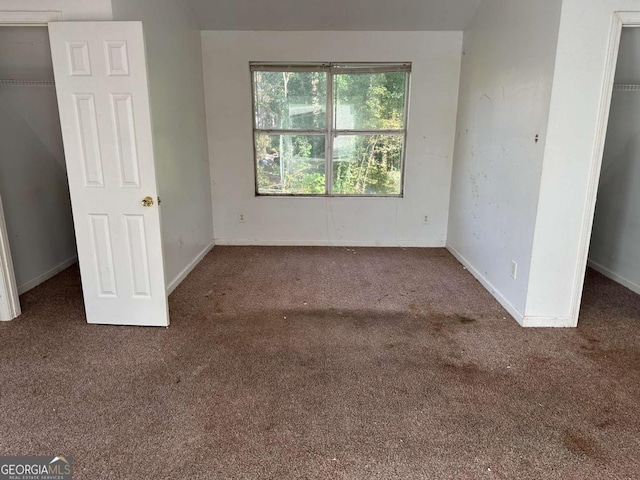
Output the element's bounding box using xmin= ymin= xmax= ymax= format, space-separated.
xmin=166 ymin=241 xmax=215 ymax=295
xmin=521 ymin=315 xmax=576 ymax=328
xmin=446 ymin=244 xmax=525 ymax=326
xmin=17 ymin=255 xmax=78 ymax=295
xmin=213 ymin=238 xmax=443 ymax=247
xmin=587 ymin=259 xmax=640 ymax=295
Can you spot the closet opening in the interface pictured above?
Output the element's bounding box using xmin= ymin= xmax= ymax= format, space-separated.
xmin=0 ymin=25 xmax=82 ymax=321
xmin=580 ymin=26 xmax=640 ymax=321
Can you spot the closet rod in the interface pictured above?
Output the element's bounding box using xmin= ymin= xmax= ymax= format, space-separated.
xmin=0 ymin=79 xmax=55 ymax=87
xmin=613 ymin=84 xmax=640 ymax=91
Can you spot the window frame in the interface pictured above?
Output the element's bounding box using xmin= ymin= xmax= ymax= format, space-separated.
xmin=250 ymin=62 xmax=411 ymax=197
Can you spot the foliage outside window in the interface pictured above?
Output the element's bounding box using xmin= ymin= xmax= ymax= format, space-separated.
xmin=251 ymin=63 xmax=410 ymax=196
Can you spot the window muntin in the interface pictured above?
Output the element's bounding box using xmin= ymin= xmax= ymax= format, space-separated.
xmin=251 ymin=63 xmax=410 ymax=196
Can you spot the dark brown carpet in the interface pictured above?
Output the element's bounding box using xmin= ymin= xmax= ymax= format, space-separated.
xmin=0 ymin=247 xmax=639 ymax=479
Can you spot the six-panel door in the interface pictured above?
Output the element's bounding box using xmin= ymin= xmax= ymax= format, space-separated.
xmin=49 ymin=22 xmax=169 ymax=326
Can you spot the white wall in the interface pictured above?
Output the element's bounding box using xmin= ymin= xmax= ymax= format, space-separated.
xmin=446 ymin=0 xmax=562 ymax=322
xmin=527 ymin=0 xmax=640 ymax=326
xmin=111 ymin=0 xmax=214 ymax=291
xmin=0 ymin=27 xmax=76 ymax=293
xmin=202 ymin=31 xmax=462 ymax=246
xmin=586 ymin=28 xmax=640 ymax=294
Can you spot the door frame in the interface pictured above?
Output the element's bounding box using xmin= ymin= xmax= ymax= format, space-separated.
xmin=572 ymin=11 xmax=640 ymax=324
xmin=0 ymin=10 xmax=62 ymax=321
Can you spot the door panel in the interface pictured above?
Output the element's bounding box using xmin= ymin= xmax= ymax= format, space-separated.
xmin=49 ymin=22 xmax=168 ymax=326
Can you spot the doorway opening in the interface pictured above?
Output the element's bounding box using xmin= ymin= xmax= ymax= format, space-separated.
xmin=2 ymin=16 xmax=170 ymax=326
xmin=580 ymin=26 xmax=640 ymax=321
xmin=0 ymin=24 xmax=82 ymax=321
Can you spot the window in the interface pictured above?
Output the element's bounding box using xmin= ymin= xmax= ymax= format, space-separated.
xmin=251 ymin=63 xmax=411 ymax=196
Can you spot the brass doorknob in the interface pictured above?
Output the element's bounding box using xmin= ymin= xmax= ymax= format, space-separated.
xmin=141 ymin=196 xmax=154 ymax=207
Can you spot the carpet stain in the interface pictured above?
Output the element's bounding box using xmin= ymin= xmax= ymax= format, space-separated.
xmin=436 ymin=314 xmax=478 ymax=325
xmin=578 ymin=344 xmax=640 ymax=370
xmin=528 ymin=354 xmax=552 ymax=365
xmin=441 ymin=362 xmax=480 ymax=377
xmin=457 ymin=316 xmax=476 ymax=324
xmin=426 ymin=315 xmax=478 ymax=336
xmin=562 ymin=429 xmax=606 ymax=461
xmin=595 ymin=418 xmax=616 ymax=429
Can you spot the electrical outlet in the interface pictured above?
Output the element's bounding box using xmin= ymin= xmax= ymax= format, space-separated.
xmin=511 ymin=261 xmax=518 ymax=279
xmin=238 ymin=213 xmax=246 ymax=223
xmin=422 ymin=214 xmax=430 ymax=225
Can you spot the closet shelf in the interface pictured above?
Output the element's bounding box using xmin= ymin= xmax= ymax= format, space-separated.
xmin=613 ymin=84 xmax=640 ymax=91
xmin=0 ymin=79 xmax=55 ymax=87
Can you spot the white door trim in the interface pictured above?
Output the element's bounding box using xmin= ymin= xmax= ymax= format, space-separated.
xmin=0 ymin=10 xmax=61 ymax=321
xmin=571 ymin=11 xmax=640 ymax=324
xmin=0 ymin=11 xmax=62 ymax=24
xmin=0 ymin=194 xmax=20 ymax=321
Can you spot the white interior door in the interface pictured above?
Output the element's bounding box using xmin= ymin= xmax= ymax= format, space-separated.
xmin=48 ymin=22 xmax=168 ymax=326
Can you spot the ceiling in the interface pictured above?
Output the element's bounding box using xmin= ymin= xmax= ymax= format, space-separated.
xmin=187 ymin=0 xmax=483 ymax=31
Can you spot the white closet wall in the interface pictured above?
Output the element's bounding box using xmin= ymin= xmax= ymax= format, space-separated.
xmin=0 ymin=27 xmax=77 ymax=293
xmin=588 ymin=28 xmax=640 ymax=294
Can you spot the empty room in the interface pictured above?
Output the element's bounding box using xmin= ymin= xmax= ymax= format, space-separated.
xmin=0 ymin=0 xmax=639 ymax=478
